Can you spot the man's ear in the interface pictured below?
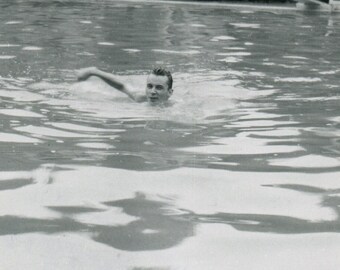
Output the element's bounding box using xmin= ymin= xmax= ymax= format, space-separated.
xmin=168 ymin=88 xmax=173 ymax=95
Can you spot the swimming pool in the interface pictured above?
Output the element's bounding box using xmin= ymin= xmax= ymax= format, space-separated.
xmin=0 ymin=0 xmax=339 ymax=269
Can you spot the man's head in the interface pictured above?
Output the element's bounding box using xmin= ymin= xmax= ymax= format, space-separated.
xmin=145 ymin=67 xmax=173 ymax=103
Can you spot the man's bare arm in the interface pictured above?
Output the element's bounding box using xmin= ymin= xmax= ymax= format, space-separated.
xmin=76 ymin=67 xmax=146 ymax=102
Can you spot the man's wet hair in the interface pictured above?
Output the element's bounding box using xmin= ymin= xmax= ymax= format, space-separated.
xmin=151 ymin=67 xmax=173 ymax=90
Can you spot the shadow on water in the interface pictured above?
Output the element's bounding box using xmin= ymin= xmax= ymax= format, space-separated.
xmin=0 ymin=179 xmax=34 ymax=191
xmin=1 ymin=187 xmax=340 ymax=251
xmin=0 ymin=193 xmax=195 ymax=251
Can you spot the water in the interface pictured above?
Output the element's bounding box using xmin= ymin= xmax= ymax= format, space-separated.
xmin=0 ymin=0 xmax=340 ymax=269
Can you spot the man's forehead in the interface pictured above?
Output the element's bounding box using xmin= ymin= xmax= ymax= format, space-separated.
xmin=147 ymin=74 xmax=168 ymax=84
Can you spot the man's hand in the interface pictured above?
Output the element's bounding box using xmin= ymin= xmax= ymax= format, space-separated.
xmin=76 ymin=67 xmax=99 ymax=81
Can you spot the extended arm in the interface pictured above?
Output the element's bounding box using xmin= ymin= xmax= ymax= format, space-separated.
xmin=76 ymin=67 xmax=146 ymax=102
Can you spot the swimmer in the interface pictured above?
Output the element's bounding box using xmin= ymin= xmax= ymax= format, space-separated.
xmin=76 ymin=67 xmax=173 ymax=104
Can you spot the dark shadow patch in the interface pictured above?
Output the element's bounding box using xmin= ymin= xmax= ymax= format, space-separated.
xmin=0 ymin=178 xmax=34 ymax=191
xmin=47 ymin=206 xmax=105 ymax=215
xmin=96 ymin=193 xmax=195 ymax=251
xmin=1 ymin=187 xmax=339 ymax=252
xmin=263 ymin=184 xmax=327 ymax=194
xmin=196 ymin=211 xmax=340 ymax=234
xmin=0 ymin=193 xmax=195 ymax=251
xmin=0 ymin=215 xmax=85 ymax=235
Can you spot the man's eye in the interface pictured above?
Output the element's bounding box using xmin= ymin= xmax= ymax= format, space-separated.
xmin=156 ymin=85 xmax=164 ymax=90
xmin=147 ymin=84 xmax=153 ymax=89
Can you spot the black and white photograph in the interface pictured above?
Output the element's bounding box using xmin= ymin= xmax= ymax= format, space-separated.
xmin=0 ymin=0 xmax=339 ymax=269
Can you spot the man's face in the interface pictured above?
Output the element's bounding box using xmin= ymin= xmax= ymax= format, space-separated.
xmin=145 ymin=74 xmax=173 ymax=103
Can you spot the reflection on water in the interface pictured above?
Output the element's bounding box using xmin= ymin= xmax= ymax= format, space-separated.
xmin=1 ymin=186 xmax=339 ymax=251
xmin=0 ymin=193 xmax=195 ymax=251
xmin=1 ymin=0 xmax=340 ymax=269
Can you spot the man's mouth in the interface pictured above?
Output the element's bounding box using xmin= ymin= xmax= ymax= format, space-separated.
xmin=149 ymin=96 xmax=158 ymax=102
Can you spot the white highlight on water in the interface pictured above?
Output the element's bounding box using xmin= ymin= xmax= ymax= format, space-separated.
xmin=283 ymin=55 xmax=308 ymax=60
xmin=230 ymin=23 xmax=260 ymax=28
xmin=5 ymin=21 xmax=23 ymax=24
xmin=22 ymin=46 xmax=43 ymax=51
xmin=98 ymin=42 xmax=115 ymax=46
xmin=0 ymin=44 xmax=20 ymax=47
xmin=269 ymin=155 xmax=340 ymax=168
xmin=0 ymin=109 xmax=44 ymax=118
xmin=210 ymin=35 xmax=236 ymax=42
xmin=47 ymin=122 xmax=112 ymax=132
xmin=190 ymin=24 xmax=207 ymax=28
xmin=76 ymin=143 xmax=115 ymax=149
xmin=274 ymin=77 xmax=322 ymax=82
xmin=0 ymin=132 xmax=42 ymax=143
xmin=153 ymin=49 xmax=201 ymax=55
xmin=0 ymin=56 xmax=16 ymax=59
xmin=123 ymin=49 xmax=141 ymax=53
xmin=14 ymin=125 xmax=98 ymax=138
xmin=216 ymin=52 xmax=251 ymax=56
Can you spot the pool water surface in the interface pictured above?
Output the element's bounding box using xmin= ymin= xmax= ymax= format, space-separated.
xmin=0 ymin=0 xmax=339 ymax=269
